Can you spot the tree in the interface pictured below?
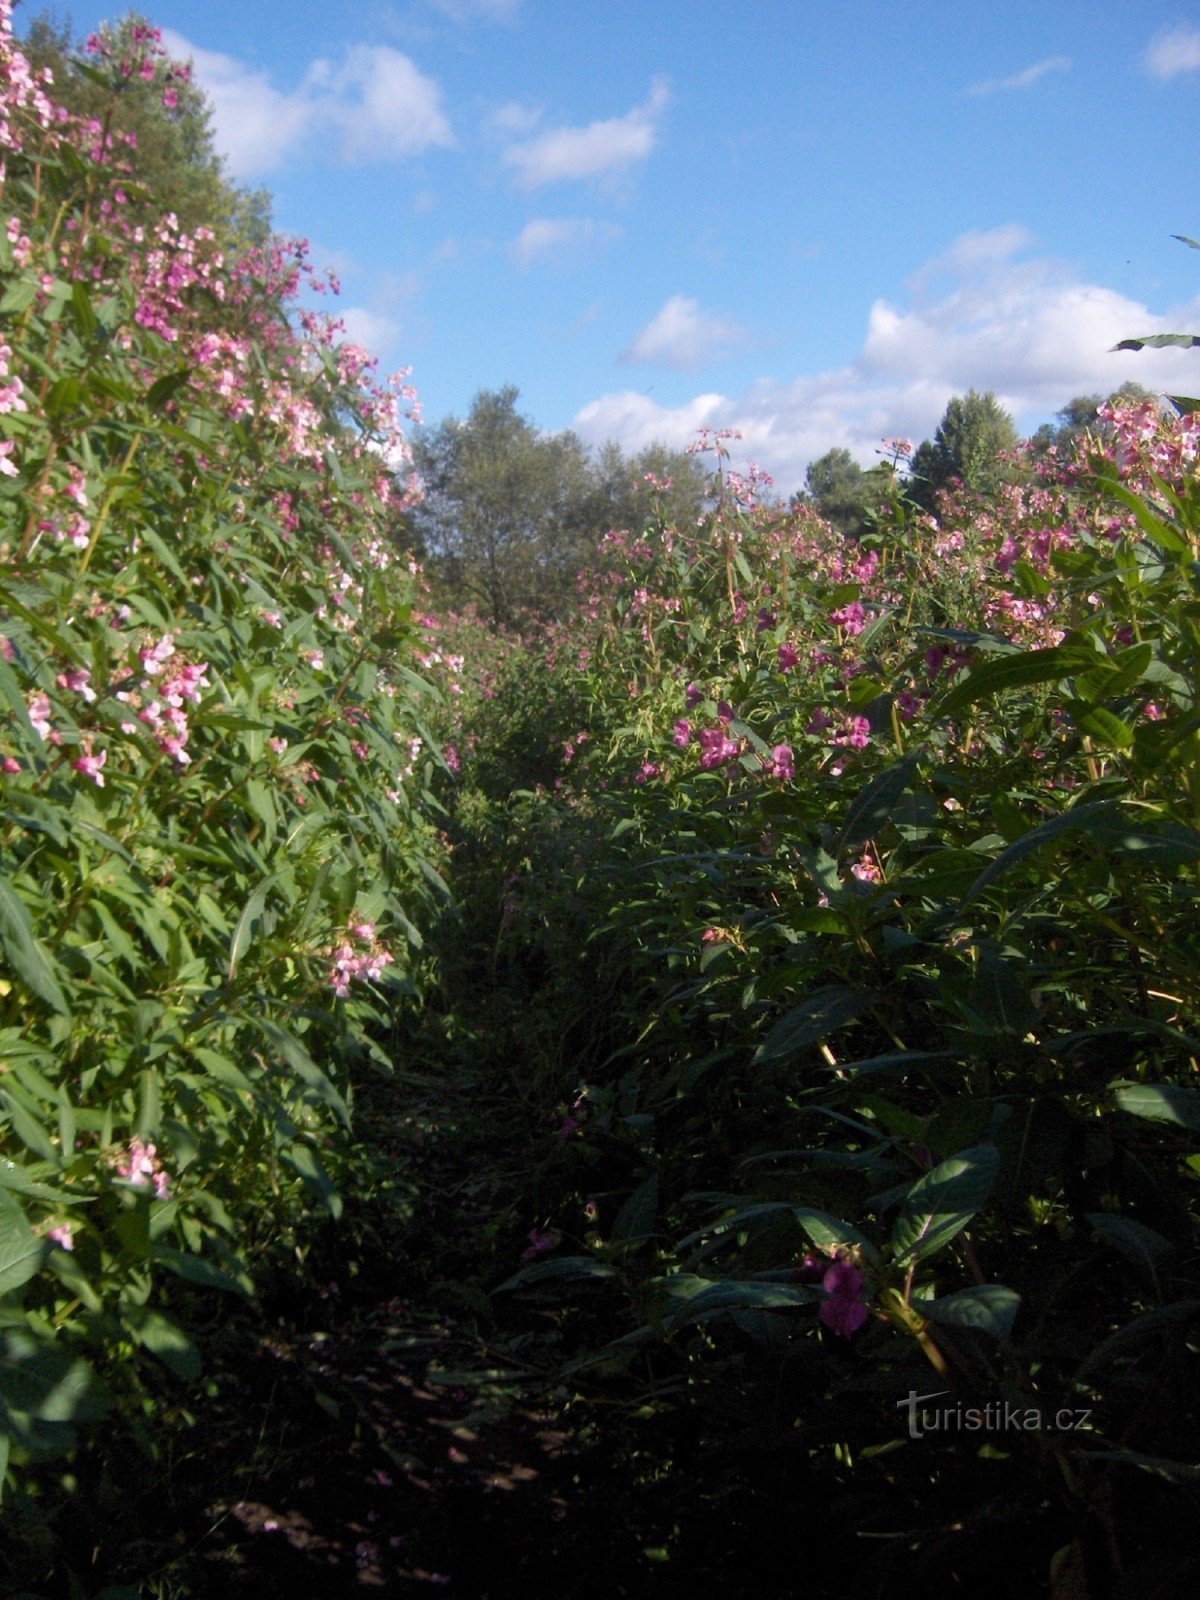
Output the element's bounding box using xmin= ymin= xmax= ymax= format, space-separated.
xmin=412 ymin=391 xmax=710 ymax=624
xmin=413 ymin=388 xmax=595 ymax=625
xmin=1027 ymin=383 xmax=1154 ymax=466
xmin=585 ymin=438 xmax=708 ymax=540
xmin=910 ymin=389 xmax=1020 ymax=510
xmin=803 ymin=447 xmax=873 ymax=536
xmin=19 ymin=10 xmax=271 ymax=256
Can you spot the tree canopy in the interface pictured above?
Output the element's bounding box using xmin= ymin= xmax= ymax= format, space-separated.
xmin=910 ymin=388 xmax=1019 ymax=509
xmin=410 ymin=387 xmax=707 ymax=624
xmin=19 ymin=10 xmax=271 ymax=255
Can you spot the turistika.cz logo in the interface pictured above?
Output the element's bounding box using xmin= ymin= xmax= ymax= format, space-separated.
xmin=897 ymin=1390 xmax=1094 ymax=1441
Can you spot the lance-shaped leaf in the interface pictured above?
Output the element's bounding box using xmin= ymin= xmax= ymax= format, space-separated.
xmin=891 ymin=1145 xmax=999 ymax=1266
xmin=755 ymin=986 xmax=872 ymax=1063
xmin=911 ymin=1284 xmax=1020 ymax=1340
xmin=1111 ymin=1082 xmax=1200 ymax=1132
xmin=0 ymin=1192 xmax=46 ymax=1295
xmin=0 ymin=879 xmax=70 ymax=1017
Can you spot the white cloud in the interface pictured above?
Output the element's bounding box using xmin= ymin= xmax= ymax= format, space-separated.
xmin=489 ymin=101 xmax=543 ymax=137
xmin=310 ymin=46 xmax=454 ymax=162
xmin=161 ymin=31 xmax=453 ymax=177
xmin=963 ymin=56 xmax=1071 ymax=96
xmin=620 ymin=295 xmax=747 ymax=370
xmin=503 ymin=78 xmax=669 ymax=188
xmin=162 ymin=33 xmax=311 ymax=175
xmin=1144 ymin=26 xmax=1200 ymax=79
xmin=337 ymin=306 xmax=403 ymax=354
xmin=509 ymin=217 xmax=621 ymax=268
xmin=575 ymin=230 xmax=1200 ymax=494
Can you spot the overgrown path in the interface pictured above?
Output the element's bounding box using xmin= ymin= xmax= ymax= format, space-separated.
xmin=146 ymin=1075 xmax=604 ymax=1598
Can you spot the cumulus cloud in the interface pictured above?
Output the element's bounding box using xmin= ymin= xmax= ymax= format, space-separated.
xmin=509 ymin=217 xmax=621 ymax=269
xmin=962 ymin=56 xmax=1071 ymax=96
xmin=337 ymin=306 xmax=403 ymax=355
xmin=309 ymin=46 xmax=454 ymax=161
xmin=1144 ymin=26 xmax=1200 ymax=79
xmin=575 ymin=229 xmax=1200 ymax=495
xmin=161 ymin=33 xmax=311 ymax=174
xmin=161 ymin=31 xmax=453 ymax=177
xmin=620 ymin=295 xmax=747 ymax=370
xmin=503 ymin=78 xmax=669 ymax=188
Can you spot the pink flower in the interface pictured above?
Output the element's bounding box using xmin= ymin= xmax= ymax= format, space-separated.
xmin=2 ymin=756 xmax=20 ymax=774
xmin=27 ymin=692 xmax=53 ymax=740
xmin=443 ymin=743 xmax=460 ymax=772
xmin=73 ymin=747 xmax=107 ymax=786
xmin=46 ymin=1223 xmax=74 ymax=1251
xmin=672 ymin=719 xmax=692 ymax=748
xmin=829 ymin=601 xmax=865 ymax=635
xmin=819 ymin=1257 xmax=868 ymax=1337
xmin=114 ymin=1138 xmax=170 ymax=1199
xmin=635 ymin=762 xmax=661 ymax=783
xmin=768 ymin=743 xmax=794 ymax=781
xmin=685 ymin=682 xmax=703 ymax=709
xmin=835 ymin=716 xmax=871 ymax=751
xmin=521 ymin=1228 xmax=553 ymax=1262
xmin=778 ymin=643 xmax=800 ymax=672
xmin=697 ymin=727 xmax=742 ymax=770
xmin=57 ymin=667 xmax=96 ymax=703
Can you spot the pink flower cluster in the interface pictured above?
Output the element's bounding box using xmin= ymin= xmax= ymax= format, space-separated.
xmin=112 ymin=1137 xmax=170 ymax=1199
xmin=327 ymin=922 xmax=395 ymax=997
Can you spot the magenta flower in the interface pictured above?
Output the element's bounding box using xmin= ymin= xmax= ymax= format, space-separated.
xmin=769 ymin=743 xmax=794 ymax=781
xmin=521 ymin=1228 xmax=553 ymax=1262
xmin=685 ymin=681 xmax=703 ymax=709
xmin=829 ymin=601 xmax=865 ymax=635
xmin=819 ymin=1258 xmax=868 ymax=1337
xmin=778 ymin=643 xmax=800 ymax=672
xmin=672 ymin=718 xmax=692 ymax=748
xmin=697 ymin=727 xmax=741 ymax=770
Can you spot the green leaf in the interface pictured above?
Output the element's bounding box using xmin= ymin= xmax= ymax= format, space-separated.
xmin=955 ymin=800 xmax=1115 ymax=910
xmin=281 ymin=1142 xmax=342 ymax=1220
xmin=611 ymin=1173 xmax=658 ymax=1245
xmin=227 ymin=874 xmax=277 ymax=980
xmin=935 ymin=643 xmax=1098 ymax=718
xmin=891 ymin=1146 xmax=999 ymax=1266
xmin=145 ymin=368 xmax=192 ymax=410
xmin=1112 ymin=333 xmax=1200 ymax=352
xmin=911 ymin=1284 xmax=1019 ymax=1339
xmin=152 ymin=1246 xmax=251 ymax=1297
xmin=0 ymin=879 xmax=70 ymax=1016
xmin=837 ymin=751 xmax=921 ymax=850
xmin=1085 ymin=1213 xmax=1175 ymax=1274
xmin=1074 ymin=1300 xmax=1200 ymax=1378
xmin=655 ymin=1274 xmax=819 ymax=1330
xmin=0 ymin=277 xmax=36 ymax=315
xmin=127 ymin=1309 xmax=201 ymax=1381
xmin=1111 ymin=1082 xmax=1200 ymax=1132
xmin=0 ymin=1192 xmax=45 ymax=1295
xmin=755 ymin=986 xmax=872 ymax=1063
xmin=254 ymin=1019 xmax=349 ymax=1126
xmin=0 ymin=1330 xmax=108 ymax=1422
xmin=496 ymin=1256 xmax=615 ymax=1292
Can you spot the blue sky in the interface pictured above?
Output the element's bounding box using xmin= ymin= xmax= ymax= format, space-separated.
xmin=21 ymin=0 xmax=1200 ymax=491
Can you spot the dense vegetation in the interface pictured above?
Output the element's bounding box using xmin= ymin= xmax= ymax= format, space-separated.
xmin=3 ymin=9 xmax=1200 ymax=1597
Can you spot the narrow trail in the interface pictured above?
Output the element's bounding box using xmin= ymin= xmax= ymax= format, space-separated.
xmin=144 ymin=1073 xmax=676 ymax=1600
